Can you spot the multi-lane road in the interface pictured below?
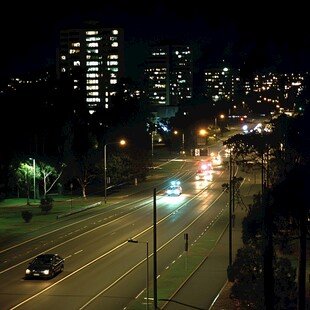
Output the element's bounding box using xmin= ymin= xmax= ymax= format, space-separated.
xmin=0 ymin=140 xmax=249 ymax=310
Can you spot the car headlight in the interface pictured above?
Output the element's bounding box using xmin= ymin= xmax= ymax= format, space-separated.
xmin=42 ymin=269 xmax=50 ymax=275
xmin=25 ymin=269 xmax=31 ymax=274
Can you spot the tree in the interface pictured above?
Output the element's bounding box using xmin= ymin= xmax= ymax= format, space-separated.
xmin=272 ymin=164 xmax=310 ymax=310
xmin=9 ymin=160 xmax=39 ymax=203
xmin=224 ymin=131 xmax=277 ymax=309
xmin=228 ymin=245 xmax=297 ymax=310
xmin=13 ymin=162 xmax=32 ymax=204
xmin=38 ymin=161 xmax=65 ymax=198
xmin=75 ymin=154 xmax=99 ymax=199
xmin=226 ymin=107 xmax=310 ymax=309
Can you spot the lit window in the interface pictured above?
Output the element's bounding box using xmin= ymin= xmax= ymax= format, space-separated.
xmin=107 ymin=61 xmax=118 ymax=66
xmin=86 ymin=73 xmax=99 ymax=78
xmin=86 ymin=31 xmax=98 ymax=35
xmin=69 ymin=49 xmax=80 ymax=54
xmin=87 ymin=67 xmax=99 ymax=72
xmin=88 ymin=42 xmax=98 ymax=47
xmin=86 ymin=49 xmax=98 ymax=53
xmin=86 ymin=36 xmax=101 ymax=41
xmin=86 ymin=85 xmax=99 ymax=90
xmin=86 ymin=61 xmax=99 ymax=66
xmin=86 ymin=79 xmax=98 ymax=84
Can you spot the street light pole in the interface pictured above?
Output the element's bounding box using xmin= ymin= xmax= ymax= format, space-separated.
xmin=128 ymin=239 xmax=149 ymax=309
xmin=174 ymin=130 xmax=185 ymax=155
xmin=151 ymin=131 xmax=154 ymax=158
xmin=229 ymin=148 xmax=233 ymax=266
xmin=104 ymin=140 xmax=126 ymax=204
xmin=29 ymin=158 xmax=36 ymax=202
xmin=104 ymin=144 xmax=107 ymax=204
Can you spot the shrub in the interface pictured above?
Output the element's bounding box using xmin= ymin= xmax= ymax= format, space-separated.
xmin=40 ymin=196 xmax=54 ymax=214
xmin=21 ymin=210 xmax=33 ymax=223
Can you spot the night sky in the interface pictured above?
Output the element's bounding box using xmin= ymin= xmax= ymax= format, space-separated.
xmin=1 ymin=1 xmax=310 ymax=80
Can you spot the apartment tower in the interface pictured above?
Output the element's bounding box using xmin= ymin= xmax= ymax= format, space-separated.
xmin=144 ymin=42 xmax=193 ymax=119
xmin=57 ymin=22 xmax=125 ymax=115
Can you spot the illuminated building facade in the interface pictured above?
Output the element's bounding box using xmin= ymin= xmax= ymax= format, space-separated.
xmin=204 ymin=66 xmax=239 ymax=102
xmin=57 ymin=23 xmax=124 ymax=114
xmin=144 ymin=43 xmax=193 ymax=109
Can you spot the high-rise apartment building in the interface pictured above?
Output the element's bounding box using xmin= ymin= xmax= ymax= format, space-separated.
xmin=144 ymin=43 xmax=193 ymax=118
xmin=57 ymin=22 xmax=125 ymax=114
xmin=204 ymin=66 xmax=239 ymax=102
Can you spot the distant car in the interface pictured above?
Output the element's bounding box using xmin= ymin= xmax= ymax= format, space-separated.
xmin=195 ymin=169 xmax=212 ymax=181
xmin=25 ymin=253 xmax=64 ymax=279
xmin=166 ymin=181 xmax=182 ymax=196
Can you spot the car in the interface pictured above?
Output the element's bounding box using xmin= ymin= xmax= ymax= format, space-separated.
xmin=166 ymin=181 xmax=182 ymax=196
xmin=195 ymin=169 xmax=212 ymax=181
xmin=25 ymin=253 xmax=64 ymax=279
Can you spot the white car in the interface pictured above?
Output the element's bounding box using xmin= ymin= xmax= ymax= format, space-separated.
xmin=166 ymin=181 xmax=182 ymax=196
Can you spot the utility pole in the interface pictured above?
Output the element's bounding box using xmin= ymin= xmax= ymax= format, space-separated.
xmin=229 ymin=148 xmax=233 ymax=266
xmin=153 ymin=188 xmax=158 ymax=309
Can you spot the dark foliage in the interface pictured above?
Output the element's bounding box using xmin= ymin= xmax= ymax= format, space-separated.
xmin=21 ymin=210 xmax=33 ymax=223
xmin=40 ymin=196 xmax=54 ymax=214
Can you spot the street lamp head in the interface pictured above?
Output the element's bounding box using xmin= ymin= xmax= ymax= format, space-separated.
xmin=120 ymin=139 xmax=126 ymax=146
xmin=199 ymin=129 xmax=207 ymax=136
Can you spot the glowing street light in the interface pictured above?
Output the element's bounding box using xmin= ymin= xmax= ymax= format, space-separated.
xmin=215 ymin=114 xmax=225 ymax=128
xmin=104 ymin=139 xmax=126 ymax=203
xmin=128 ymin=239 xmax=149 ymax=309
xmin=199 ymin=129 xmax=207 ymax=136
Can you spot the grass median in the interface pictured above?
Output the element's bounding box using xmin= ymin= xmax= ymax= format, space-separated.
xmin=125 ymin=207 xmax=229 ymax=310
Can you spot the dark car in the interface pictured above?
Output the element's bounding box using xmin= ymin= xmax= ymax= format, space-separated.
xmin=25 ymin=253 xmax=64 ymax=279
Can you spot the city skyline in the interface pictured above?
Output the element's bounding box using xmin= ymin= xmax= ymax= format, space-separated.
xmin=1 ymin=2 xmax=310 ymax=80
